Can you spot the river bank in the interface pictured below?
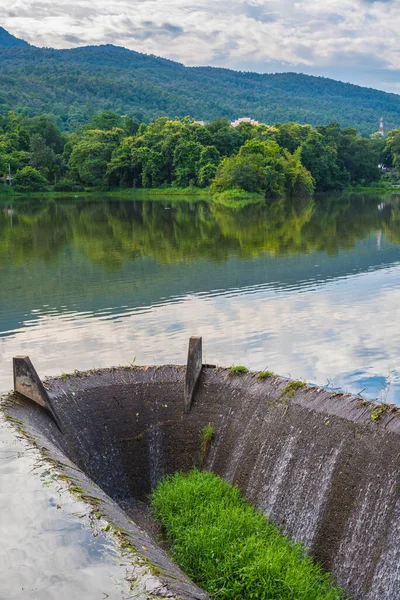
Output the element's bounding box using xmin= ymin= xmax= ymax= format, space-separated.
xmin=1 ymin=185 xmax=395 ymax=206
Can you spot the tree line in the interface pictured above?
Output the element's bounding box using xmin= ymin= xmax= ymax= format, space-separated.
xmin=1 ymin=110 xmax=399 ymax=197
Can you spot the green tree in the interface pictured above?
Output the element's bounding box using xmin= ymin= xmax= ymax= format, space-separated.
xmin=84 ymin=111 xmax=124 ymax=131
xmin=211 ymin=139 xmax=314 ymax=199
xmin=300 ymin=131 xmax=346 ymax=191
xmin=198 ymin=163 xmax=217 ymax=187
xmin=211 ymin=153 xmax=267 ymax=194
xmin=24 ymin=114 xmax=66 ymax=154
xmin=30 ymin=133 xmax=56 ymax=178
xmin=13 ymin=165 xmax=48 ymax=191
xmin=68 ymin=128 xmax=122 ymax=185
xmin=131 ymin=146 xmax=164 ymax=187
xmin=283 ymin=148 xmax=315 ymax=198
xmin=106 ymin=140 xmax=136 ymax=187
xmin=384 ymin=129 xmax=400 ymax=170
xmin=173 ymin=141 xmax=203 ymax=186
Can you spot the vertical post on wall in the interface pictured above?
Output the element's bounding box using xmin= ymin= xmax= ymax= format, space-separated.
xmin=184 ymin=337 xmax=203 ymax=414
xmin=13 ymin=356 xmax=62 ymax=431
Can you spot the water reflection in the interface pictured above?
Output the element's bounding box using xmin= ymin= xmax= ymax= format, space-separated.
xmin=1 ymin=193 xmax=400 ymax=268
xmin=0 ymin=417 xmax=134 ymax=600
xmin=1 ymin=193 xmax=399 ymax=405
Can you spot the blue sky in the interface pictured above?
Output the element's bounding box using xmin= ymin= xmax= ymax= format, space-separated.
xmin=4 ymin=0 xmax=400 ymax=93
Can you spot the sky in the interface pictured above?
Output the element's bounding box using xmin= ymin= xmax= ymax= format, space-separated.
xmin=2 ymin=0 xmax=400 ymax=93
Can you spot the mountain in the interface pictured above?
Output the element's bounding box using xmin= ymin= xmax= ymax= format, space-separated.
xmin=0 ymin=29 xmax=399 ymax=134
xmin=0 ymin=27 xmax=30 ymax=48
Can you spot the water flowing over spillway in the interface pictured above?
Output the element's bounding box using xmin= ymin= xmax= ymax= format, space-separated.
xmin=4 ymin=352 xmax=400 ymax=600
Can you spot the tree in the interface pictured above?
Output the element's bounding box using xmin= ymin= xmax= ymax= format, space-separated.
xmin=273 ymin=122 xmax=313 ymax=153
xmin=24 ymin=114 xmax=66 ymax=154
xmin=173 ymin=141 xmax=203 ymax=186
xmin=300 ymin=131 xmax=346 ymax=191
xmin=30 ymin=133 xmax=56 ymax=178
xmin=211 ymin=153 xmax=267 ymax=194
xmin=13 ymin=166 xmax=48 ymax=191
xmin=68 ymin=128 xmax=123 ymax=185
xmin=106 ymin=140 xmax=135 ymax=187
xmin=124 ymin=117 xmax=139 ymax=136
xmin=384 ymin=129 xmax=400 ymax=170
xmin=338 ymin=130 xmax=381 ymax=184
xmin=283 ymin=148 xmax=315 ymax=198
xmin=131 ymin=146 xmax=164 ymax=187
xmin=198 ymin=163 xmax=217 ymax=187
xmin=198 ymin=145 xmax=220 ymax=169
xmin=211 ymin=138 xmax=314 ymax=199
xmin=317 ymin=123 xmax=381 ymax=184
xmin=84 ymin=111 xmax=123 ymax=131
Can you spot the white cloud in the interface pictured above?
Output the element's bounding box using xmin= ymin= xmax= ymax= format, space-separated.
xmin=2 ymin=0 xmax=400 ymax=90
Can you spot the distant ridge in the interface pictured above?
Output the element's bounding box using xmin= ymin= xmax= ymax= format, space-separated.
xmin=0 ymin=27 xmax=30 ymax=48
xmin=0 ymin=28 xmax=399 ymax=134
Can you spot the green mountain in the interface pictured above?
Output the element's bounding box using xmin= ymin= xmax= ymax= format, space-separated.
xmin=0 ymin=27 xmax=30 ymax=48
xmin=0 ymin=29 xmax=399 ymax=134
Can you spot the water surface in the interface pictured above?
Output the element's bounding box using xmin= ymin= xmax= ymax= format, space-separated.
xmin=1 ymin=191 xmax=400 ymax=596
xmin=1 ymin=192 xmax=400 ymax=403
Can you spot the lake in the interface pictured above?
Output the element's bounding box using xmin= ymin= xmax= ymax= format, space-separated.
xmin=1 ymin=192 xmax=400 ymax=402
xmin=1 ymin=191 xmax=400 ymax=597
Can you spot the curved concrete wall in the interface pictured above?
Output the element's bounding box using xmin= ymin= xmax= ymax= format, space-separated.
xmin=6 ymin=365 xmax=400 ymax=600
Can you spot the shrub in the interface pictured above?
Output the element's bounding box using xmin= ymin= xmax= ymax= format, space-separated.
xmin=13 ymin=166 xmax=48 ymax=191
xmin=151 ymin=470 xmax=344 ymax=600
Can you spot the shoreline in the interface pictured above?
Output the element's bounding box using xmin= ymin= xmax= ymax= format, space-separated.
xmin=0 ymin=184 xmax=393 ymax=203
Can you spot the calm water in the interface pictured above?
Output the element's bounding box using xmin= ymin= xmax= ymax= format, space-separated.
xmin=1 ymin=193 xmax=400 ymax=402
xmin=0 ymin=417 xmax=134 ymax=600
xmin=1 ymin=191 xmax=400 ymax=596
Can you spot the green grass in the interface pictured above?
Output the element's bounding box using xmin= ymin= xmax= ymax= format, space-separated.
xmin=282 ymin=379 xmax=306 ymax=402
xmin=0 ymin=185 xmax=210 ymax=199
xmin=199 ymin=423 xmax=214 ymax=468
xmin=109 ymin=185 xmax=210 ymax=197
xmin=257 ymin=370 xmax=275 ymax=380
xmin=370 ymin=403 xmax=388 ymax=423
xmin=151 ymin=470 xmax=344 ymax=600
xmin=228 ymin=365 xmax=249 ymax=376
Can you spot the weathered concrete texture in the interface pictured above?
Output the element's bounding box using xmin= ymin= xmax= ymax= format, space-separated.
xmin=5 ymin=365 xmax=400 ymax=600
xmin=4 ymin=371 xmax=207 ymax=600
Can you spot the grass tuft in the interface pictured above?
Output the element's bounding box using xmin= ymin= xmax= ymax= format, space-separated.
xmin=199 ymin=423 xmax=214 ymax=469
xmin=257 ymin=370 xmax=275 ymax=380
xmin=228 ymin=365 xmax=249 ymax=376
xmin=371 ymin=403 xmax=388 ymax=423
xmin=151 ymin=470 xmax=344 ymax=600
xmin=281 ymin=379 xmax=306 ymax=403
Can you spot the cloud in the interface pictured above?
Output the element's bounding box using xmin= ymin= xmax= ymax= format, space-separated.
xmin=3 ymin=0 xmax=400 ymax=91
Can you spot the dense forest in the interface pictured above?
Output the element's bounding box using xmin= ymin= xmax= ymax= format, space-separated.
xmin=0 ymin=27 xmax=400 ymax=134
xmin=1 ymin=110 xmax=399 ymax=197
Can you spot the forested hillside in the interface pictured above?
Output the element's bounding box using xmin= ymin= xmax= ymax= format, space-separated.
xmin=0 ymin=27 xmax=30 ymax=48
xmin=0 ymin=28 xmax=399 ymax=134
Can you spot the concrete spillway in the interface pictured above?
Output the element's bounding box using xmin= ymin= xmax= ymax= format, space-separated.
xmin=4 ymin=345 xmax=400 ymax=600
